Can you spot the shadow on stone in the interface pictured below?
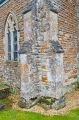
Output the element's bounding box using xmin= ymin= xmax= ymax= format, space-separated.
xmin=18 ymin=97 xmax=40 ymax=109
xmin=18 ymin=96 xmax=66 ymax=110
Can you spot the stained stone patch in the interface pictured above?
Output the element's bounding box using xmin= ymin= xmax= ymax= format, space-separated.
xmin=51 ymin=41 xmax=64 ymax=53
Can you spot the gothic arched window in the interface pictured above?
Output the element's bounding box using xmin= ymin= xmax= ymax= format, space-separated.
xmin=5 ymin=13 xmax=19 ymax=61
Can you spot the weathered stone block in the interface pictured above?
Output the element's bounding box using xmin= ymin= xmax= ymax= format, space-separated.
xmin=52 ymin=97 xmax=65 ymax=110
xmin=18 ymin=97 xmax=40 ymax=109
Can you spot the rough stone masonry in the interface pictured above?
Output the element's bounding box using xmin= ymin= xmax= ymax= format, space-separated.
xmin=0 ymin=0 xmax=78 ymax=109
xmin=19 ymin=0 xmax=65 ymax=109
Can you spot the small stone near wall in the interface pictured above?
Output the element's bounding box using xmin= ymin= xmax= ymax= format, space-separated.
xmin=0 ymin=104 xmax=5 ymax=111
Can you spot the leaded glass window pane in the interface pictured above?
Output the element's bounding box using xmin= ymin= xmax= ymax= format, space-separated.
xmin=13 ymin=29 xmax=18 ymax=61
xmin=13 ymin=29 xmax=17 ymax=43
xmin=8 ymin=53 xmax=11 ymax=61
xmin=14 ymin=44 xmax=17 ymax=51
xmin=14 ymin=52 xmax=18 ymax=61
xmin=7 ymin=31 xmax=11 ymax=61
xmin=8 ymin=45 xmax=11 ymax=52
xmin=8 ymin=32 xmax=11 ymax=45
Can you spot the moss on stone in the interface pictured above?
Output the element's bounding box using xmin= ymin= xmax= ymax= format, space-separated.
xmin=38 ymin=96 xmax=55 ymax=105
xmin=0 ymin=84 xmax=9 ymax=90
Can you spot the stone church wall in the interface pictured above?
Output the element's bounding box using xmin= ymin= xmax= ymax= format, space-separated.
xmin=0 ymin=0 xmax=78 ymax=93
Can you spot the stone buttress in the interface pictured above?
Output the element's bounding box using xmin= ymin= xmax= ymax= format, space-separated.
xmin=19 ymin=0 xmax=65 ymax=110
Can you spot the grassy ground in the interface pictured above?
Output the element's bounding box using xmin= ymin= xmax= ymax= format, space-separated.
xmin=0 ymin=108 xmax=79 ymax=120
xmin=0 ymin=90 xmax=79 ymax=120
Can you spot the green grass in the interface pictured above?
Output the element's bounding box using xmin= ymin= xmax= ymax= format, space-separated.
xmin=0 ymin=108 xmax=79 ymax=120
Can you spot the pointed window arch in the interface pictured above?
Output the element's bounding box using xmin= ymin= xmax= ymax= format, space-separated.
xmin=5 ymin=12 xmax=19 ymax=61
